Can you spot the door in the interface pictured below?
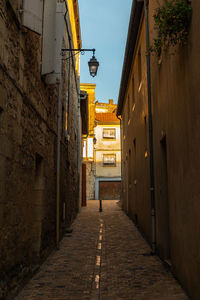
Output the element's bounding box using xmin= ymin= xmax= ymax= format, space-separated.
xmin=32 ymin=153 xmax=44 ymax=258
xmin=99 ymin=181 xmax=121 ymax=200
xmin=160 ymin=136 xmax=170 ymax=260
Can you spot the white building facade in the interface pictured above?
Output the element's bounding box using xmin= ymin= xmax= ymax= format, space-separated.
xmin=94 ymin=113 xmax=121 ymax=200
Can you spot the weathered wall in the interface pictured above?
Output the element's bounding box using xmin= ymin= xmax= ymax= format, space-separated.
xmin=0 ymin=1 xmax=79 ymax=298
xmin=121 ymin=18 xmax=152 ymax=243
xmin=149 ymin=1 xmax=200 ymax=299
xmin=80 ymin=84 xmax=96 ymax=201
xmin=119 ymin=1 xmax=200 ymax=299
xmin=95 ymin=99 xmax=116 ymax=113
xmin=80 ymin=84 xmax=96 ymax=136
xmin=86 ymin=162 xmax=95 ymax=200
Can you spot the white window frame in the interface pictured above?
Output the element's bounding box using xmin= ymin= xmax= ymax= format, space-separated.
xmin=103 ymin=154 xmax=116 ymax=167
xmin=103 ymin=128 xmax=116 ymax=139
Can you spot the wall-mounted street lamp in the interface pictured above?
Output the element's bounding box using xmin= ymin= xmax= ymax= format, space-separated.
xmin=62 ymin=48 xmax=99 ymax=77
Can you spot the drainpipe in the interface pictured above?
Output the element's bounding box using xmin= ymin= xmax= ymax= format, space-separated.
xmin=117 ymin=115 xmax=123 ymax=207
xmin=144 ymin=0 xmax=156 ymax=254
xmin=56 ymin=67 xmax=63 ymax=250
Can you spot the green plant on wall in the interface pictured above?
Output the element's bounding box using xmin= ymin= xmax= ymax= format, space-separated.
xmin=149 ymin=0 xmax=192 ymax=57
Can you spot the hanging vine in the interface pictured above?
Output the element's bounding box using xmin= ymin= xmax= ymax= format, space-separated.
xmin=149 ymin=0 xmax=192 ymax=57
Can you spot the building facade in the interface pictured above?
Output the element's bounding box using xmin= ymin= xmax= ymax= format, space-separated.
xmin=80 ymin=92 xmax=121 ymax=202
xmin=0 ymin=0 xmax=81 ymax=297
xmin=80 ymin=83 xmax=96 ymax=202
xmin=117 ymin=1 xmax=200 ymax=300
xmin=94 ymin=109 xmax=121 ymax=200
xmin=96 ymin=99 xmax=117 ymax=114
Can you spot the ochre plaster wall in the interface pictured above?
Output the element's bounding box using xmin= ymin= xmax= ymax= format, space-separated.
xmin=80 ymin=84 xmax=96 ymax=201
xmin=149 ymin=1 xmax=200 ymax=299
xmin=121 ymin=18 xmax=152 ymax=244
xmin=120 ymin=2 xmax=200 ymax=299
xmin=80 ymin=84 xmax=96 ymax=136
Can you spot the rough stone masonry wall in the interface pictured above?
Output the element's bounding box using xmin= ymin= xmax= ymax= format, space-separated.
xmin=86 ymin=162 xmax=95 ymax=200
xmin=61 ymin=55 xmax=79 ymax=226
xmin=0 ymin=2 xmax=79 ymax=298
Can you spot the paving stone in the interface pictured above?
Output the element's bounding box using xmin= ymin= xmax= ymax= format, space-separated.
xmin=16 ymin=200 xmax=189 ymax=300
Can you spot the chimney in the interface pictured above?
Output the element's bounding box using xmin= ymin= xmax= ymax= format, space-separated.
xmin=109 ymin=99 xmax=113 ymax=105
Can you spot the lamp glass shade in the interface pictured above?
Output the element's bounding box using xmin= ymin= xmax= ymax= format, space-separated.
xmin=88 ymin=56 xmax=99 ymax=77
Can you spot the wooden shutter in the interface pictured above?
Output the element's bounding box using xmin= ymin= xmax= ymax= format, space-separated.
xmin=22 ymin=0 xmax=43 ymax=34
xmin=45 ymin=2 xmax=64 ymax=83
xmin=54 ymin=3 xmax=64 ymax=78
xmin=41 ymin=0 xmax=57 ymax=75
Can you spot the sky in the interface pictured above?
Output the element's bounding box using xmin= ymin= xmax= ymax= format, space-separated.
xmin=78 ymin=0 xmax=132 ymax=104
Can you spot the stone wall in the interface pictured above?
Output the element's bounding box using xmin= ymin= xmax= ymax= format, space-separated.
xmin=86 ymin=162 xmax=95 ymax=200
xmin=0 ymin=1 xmax=80 ymax=298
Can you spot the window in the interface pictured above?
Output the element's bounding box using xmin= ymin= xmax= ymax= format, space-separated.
xmin=83 ymin=140 xmax=87 ymax=158
xmin=103 ymin=128 xmax=116 ymax=139
xmin=87 ymin=138 xmax=93 ymax=158
xmin=43 ymin=2 xmax=64 ymax=81
xmin=41 ymin=0 xmax=57 ymax=75
xmin=103 ymin=154 xmax=116 ymax=167
xmin=22 ymin=0 xmax=44 ymax=35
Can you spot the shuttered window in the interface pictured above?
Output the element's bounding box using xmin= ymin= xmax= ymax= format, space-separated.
xmin=41 ymin=0 xmax=57 ymax=75
xmin=103 ymin=154 xmax=116 ymax=167
xmin=54 ymin=3 xmax=64 ymax=77
xmin=22 ymin=0 xmax=44 ymax=34
xmin=45 ymin=2 xmax=64 ymax=83
xmin=103 ymin=128 xmax=116 ymax=139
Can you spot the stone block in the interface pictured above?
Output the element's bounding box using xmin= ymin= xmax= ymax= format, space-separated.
xmin=0 ymin=155 xmax=6 ymax=182
xmin=0 ymin=135 xmax=12 ymax=159
xmin=0 ymin=203 xmax=4 ymax=227
xmin=12 ymin=123 xmax=22 ymax=145
xmin=0 ymin=83 xmax=7 ymax=110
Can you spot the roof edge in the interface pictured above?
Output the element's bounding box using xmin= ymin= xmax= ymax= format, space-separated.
xmin=117 ymin=0 xmax=144 ymax=116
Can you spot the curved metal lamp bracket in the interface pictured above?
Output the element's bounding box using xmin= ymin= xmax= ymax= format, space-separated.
xmin=62 ymin=48 xmax=96 ymax=60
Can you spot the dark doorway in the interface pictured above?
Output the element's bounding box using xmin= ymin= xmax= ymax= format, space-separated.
xmin=128 ymin=149 xmax=132 ymax=214
xmin=32 ymin=153 xmax=44 ymax=258
xmin=160 ymin=136 xmax=170 ymax=261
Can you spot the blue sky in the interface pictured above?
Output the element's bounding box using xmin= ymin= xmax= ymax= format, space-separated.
xmin=78 ymin=0 xmax=132 ymax=104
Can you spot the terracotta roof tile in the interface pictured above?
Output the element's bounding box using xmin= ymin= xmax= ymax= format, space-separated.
xmin=95 ymin=113 xmax=119 ymax=123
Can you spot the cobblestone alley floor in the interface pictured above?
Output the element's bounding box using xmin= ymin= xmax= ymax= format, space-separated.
xmin=16 ymin=200 xmax=189 ymax=300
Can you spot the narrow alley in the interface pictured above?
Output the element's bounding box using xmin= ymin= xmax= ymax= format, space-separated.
xmin=16 ymin=201 xmax=188 ymax=300
xmin=1 ymin=0 xmax=200 ymax=299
